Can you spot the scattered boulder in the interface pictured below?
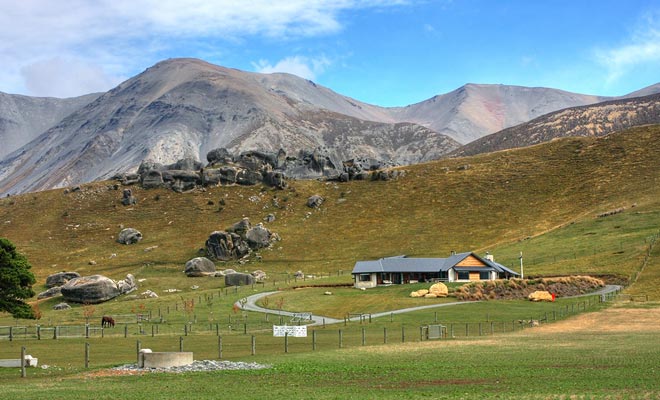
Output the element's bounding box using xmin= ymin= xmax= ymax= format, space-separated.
xmin=429 ymin=282 xmax=449 ymax=297
xmin=60 ymin=274 xmax=137 ymax=304
xmin=117 ymin=228 xmax=143 ymax=244
xmin=307 ymin=195 xmax=324 ymax=208
xmin=214 ymin=268 xmax=237 ymax=277
xmin=294 ymin=271 xmax=304 ymax=279
xmin=528 ymin=290 xmax=555 ymax=302
xmin=252 ymin=270 xmax=267 ymax=281
xmin=263 ymin=213 xmax=276 ymax=223
xmin=37 ymin=286 xmax=62 ymax=300
xmin=46 ymin=272 xmax=81 ymax=288
xmin=225 ymin=272 xmax=255 ymax=287
xmin=245 ymin=223 xmax=272 ymax=249
xmin=184 ymin=257 xmax=217 ymax=277
xmin=139 ymin=290 xmax=158 ymax=299
xmin=52 ymin=303 xmax=71 ymax=310
xmin=121 ymin=189 xmax=137 ymax=206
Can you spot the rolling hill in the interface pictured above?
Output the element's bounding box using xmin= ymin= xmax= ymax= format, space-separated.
xmin=1 ymin=125 xmax=658 ymax=295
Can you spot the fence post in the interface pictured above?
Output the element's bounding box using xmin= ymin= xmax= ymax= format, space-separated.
xmin=362 ymin=327 xmax=366 ymax=346
xmin=285 ymin=332 xmax=289 ymax=353
xmin=384 ymin=327 xmax=388 ymax=344
xmin=54 ymin=326 xmax=58 ymax=340
xmin=251 ymin=335 xmax=256 ymax=356
xmin=479 ymin=322 xmax=482 ymax=336
xmin=312 ymin=330 xmax=317 ymax=351
xmin=21 ymin=346 xmax=26 ymax=378
xmin=37 ymin=325 xmax=41 ymax=340
xmin=9 ymin=326 xmax=12 ymax=341
xmin=137 ymin=340 xmax=141 ymax=364
xmin=465 ymin=323 xmax=469 ymax=337
xmin=490 ymin=321 xmax=494 ymax=335
xmin=85 ymin=324 xmax=89 ymax=339
xmin=401 ymin=326 xmax=405 ymax=343
xmin=218 ymin=336 xmax=223 ymax=359
xmin=124 ymin=324 xmax=128 ymax=338
xmin=419 ymin=326 xmax=424 ymax=341
xmin=179 ymin=336 xmax=184 ymax=352
xmin=339 ymin=330 xmax=343 ymax=348
xmin=184 ymin=324 xmax=188 ymax=336
xmin=85 ymin=342 xmax=90 ymax=368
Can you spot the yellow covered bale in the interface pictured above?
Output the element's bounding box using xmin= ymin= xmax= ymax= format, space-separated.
xmin=528 ymin=290 xmax=554 ymax=302
xmin=429 ymin=282 xmax=449 ymax=297
xmin=410 ymin=289 xmax=429 ymax=298
xmin=424 ymin=293 xmax=438 ymax=298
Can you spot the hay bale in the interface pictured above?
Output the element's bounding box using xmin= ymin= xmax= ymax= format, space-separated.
xmin=528 ymin=290 xmax=554 ymax=302
xmin=424 ymin=293 xmax=438 ymax=298
xmin=410 ymin=289 xmax=429 ymax=298
xmin=429 ymin=282 xmax=448 ymax=297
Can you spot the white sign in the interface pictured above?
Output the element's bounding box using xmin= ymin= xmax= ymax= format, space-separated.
xmin=273 ymin=325 xmax=307 ymax=337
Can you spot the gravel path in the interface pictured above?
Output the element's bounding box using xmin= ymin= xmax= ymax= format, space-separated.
xmin=112 ymin=360 xmax=271 ymax=373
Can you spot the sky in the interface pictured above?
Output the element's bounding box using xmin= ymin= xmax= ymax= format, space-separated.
xmin=0 ymin=0 xmax=659 ymax=107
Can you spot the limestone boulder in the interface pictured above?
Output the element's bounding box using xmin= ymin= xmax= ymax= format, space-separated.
xmin=38 ymin=286 xmax=62 ymax=300
xmin=185 ymin=257 xmax=217 ymax=277
xmin=117 ymin=228 xmax=143 ymax=244
xmin=252 ymin=270 xmax=267 ymax=281
xmin=245 ymin=223 xmax=272 ymax=249
xmin=46 ymin=271 xmax=81 ymax=288
xmin=53 ymin=303 xmax=71 ymax=310
xmin=142 ymin=170 xmax=164 ymax=189
xmin=60 ymin=274 xmax=137 ymax=304
xmin=429 ymin=282 xmax=449 ymax=297
xmin=206 ymin=231 xmax=250 ymax=261
xmin=307 ymin=195 xmax=324 ymax=208
xmin=225 ymin=272 xmax=255 ymax=287
xmin=121 ymin=189 xmax=137 ymax=205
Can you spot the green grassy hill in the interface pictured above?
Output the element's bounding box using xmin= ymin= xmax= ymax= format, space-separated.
xmin=1 ymin=124 xmax=659 ymax=304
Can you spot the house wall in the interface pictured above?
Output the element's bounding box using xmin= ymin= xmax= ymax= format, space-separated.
xmin=354 ymin=273 xmax=377 ymax=289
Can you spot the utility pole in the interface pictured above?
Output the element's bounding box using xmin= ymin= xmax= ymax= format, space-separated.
xmin=519 ymin=252 xmax=524 ymax=279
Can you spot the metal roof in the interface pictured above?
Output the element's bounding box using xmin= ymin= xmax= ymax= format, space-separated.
xmin=352 ymin=252 xmax=520 ymax=276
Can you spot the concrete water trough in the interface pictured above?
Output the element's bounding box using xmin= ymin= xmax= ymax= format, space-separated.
xmin=0 ymin=355 xmax=38 ymax=368
xmin=138 ymin=349 xmax=193 ymax=368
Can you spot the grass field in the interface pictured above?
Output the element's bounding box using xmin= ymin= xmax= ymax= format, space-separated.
xmin=1 ymin=302 xmax=658 ymax=399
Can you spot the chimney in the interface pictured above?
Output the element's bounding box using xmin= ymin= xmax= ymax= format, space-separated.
xmin=485 ymin=252 xmax=494 ymax=262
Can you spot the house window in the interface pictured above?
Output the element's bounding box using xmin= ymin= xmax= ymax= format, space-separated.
xmin=457 ymin=271 xmax=469 ymax=280
xmin=359 ymin=274 xmax=371 ymax=282
xmin=479 ymin=271 xmax=490 ymax=280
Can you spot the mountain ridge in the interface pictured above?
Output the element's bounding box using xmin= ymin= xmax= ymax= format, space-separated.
xmin=0 ymin=58 xmax=658 ymax=195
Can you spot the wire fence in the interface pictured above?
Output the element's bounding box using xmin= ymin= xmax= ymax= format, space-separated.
xmin=0 ymin=289 xmax=623 ymax=344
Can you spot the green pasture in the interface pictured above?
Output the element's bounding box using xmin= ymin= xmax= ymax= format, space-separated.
xmin=1 ymin=302 xmax=658 ymax=399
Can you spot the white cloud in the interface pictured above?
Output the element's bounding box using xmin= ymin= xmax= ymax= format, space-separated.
xmin=20 ymin=58 xmax=125 ymax=98
xmin=595 ymin=13 xmax=660 ymax=84
xmin=0 ymin=0 xmax=410 ymax=97
xmin=252 ymin=56 xmax=331 ymax=80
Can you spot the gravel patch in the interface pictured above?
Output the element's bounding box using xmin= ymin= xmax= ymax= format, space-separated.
xmin=112 ymin=360 xmax=271 ymax=373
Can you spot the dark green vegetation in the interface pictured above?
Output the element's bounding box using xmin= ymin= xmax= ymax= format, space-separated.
xmin=0 ymin=238 xmax=36 ymax=318
xmin=0 ymin=125 xmax=659 ymax=398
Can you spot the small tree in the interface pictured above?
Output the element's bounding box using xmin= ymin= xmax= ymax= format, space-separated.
xmin=0 ymin=238 xmax=36 ymax=319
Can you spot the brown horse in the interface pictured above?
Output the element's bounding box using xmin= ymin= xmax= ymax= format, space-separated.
xmin=101 ymin=316 xmax=115 ymax=328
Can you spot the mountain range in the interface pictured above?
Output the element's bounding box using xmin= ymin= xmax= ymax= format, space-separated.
xmin=0 ymin=58 xmax=658 ymax=195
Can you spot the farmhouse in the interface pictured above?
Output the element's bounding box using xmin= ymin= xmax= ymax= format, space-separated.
xmin=352 ymin=252 xmax=519 ymax=289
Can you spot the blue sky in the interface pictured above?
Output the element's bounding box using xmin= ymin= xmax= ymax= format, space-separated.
xmin=1 ymin=0 xmax=658 ymax=106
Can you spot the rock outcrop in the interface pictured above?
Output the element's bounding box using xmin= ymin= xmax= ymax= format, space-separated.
xmin=205 ymin=218 xmax=278 ymax=261
xmin=60 ymin=274 xmax=137 ymax=304
xmin=116 ymin=146 xmax=403 ymax=193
